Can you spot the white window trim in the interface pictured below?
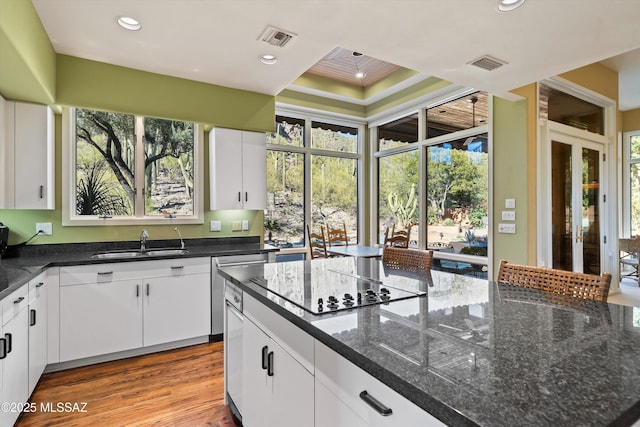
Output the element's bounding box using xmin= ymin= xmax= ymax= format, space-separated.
xmin=622 ymin=130 xmax=640 ymax=237
xmin=61 ymin=107 xmax=204 ymax=226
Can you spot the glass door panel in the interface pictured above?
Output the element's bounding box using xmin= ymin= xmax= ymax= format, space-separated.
xmin=581 ymin=147 xmax=601 ymax=274
xmin=551 ymin=141 xmax=573 ymax=271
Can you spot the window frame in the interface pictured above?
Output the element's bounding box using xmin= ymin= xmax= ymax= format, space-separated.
xmin=62 ymin=107 xmax=204 ymax=226
xmin=623 ymin=130 xmax=640 ymax=237
xmin=267 ymin=107 xmax=365 ymax=248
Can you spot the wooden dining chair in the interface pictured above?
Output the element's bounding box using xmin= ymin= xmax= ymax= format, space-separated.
xmin=384 ymin=223 xmax=413 ymax=248
xmin=619 ymin=237 xmax=640 ymax=286
xmin=326 ymin=222 xmax=348 ymax=247
xmin=306 ymin=224 xmax=328 ymax=259
xmin=497 ymin=259 xmax=612 ymax=302
xmin=382 ymin=246 xmax=433 ymax=275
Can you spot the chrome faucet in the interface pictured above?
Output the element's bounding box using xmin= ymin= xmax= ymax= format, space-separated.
xmin=174 ymin=227 xmax=185 ymax=249
xmin=140 ymin=229 xmax=149 ymax=252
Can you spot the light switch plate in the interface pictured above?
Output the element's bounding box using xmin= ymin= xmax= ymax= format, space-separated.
xmin=498 ymin=223 xmax=516 ymax=234
xmin=210 ymin=220 xmax=221 ymax=232
xmin=36 ymin=222 xmax=52 ymax=235
xmin=242 ymin=220 xmax=249 ymax=231
xmin=505 ymin=198 xmax=516 ymax=209
xmin=232 ymin=221 xmax=242 ymax=231
xmin=501 ymin=211 xmax=516 ymax=221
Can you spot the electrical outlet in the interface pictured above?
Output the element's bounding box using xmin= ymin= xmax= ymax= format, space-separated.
xmin=36 ymin=222 xmax=52 ymax=235
xmin=498 ymin=223 xmax=516 ymax=234
xmin=501 ymin=211 xmax=516 ymax=221
xmin=242 ymin=220 xmax=249 ymax=231
xmin=210 ymin=221 xmax=221 ymax=232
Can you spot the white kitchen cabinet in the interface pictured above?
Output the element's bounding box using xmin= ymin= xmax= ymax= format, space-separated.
xmin=209 ymin=127 xmax=266 ymax=210
xmin=1 ymin=285 xmax=30 ymax=427
xmin=242 ymin=317 xmax=313 ymax=427
xmin=315 ymin=340 xmax=445 ymax=427
xmin=58 ymin=258 xmax=211 ymax=362
xmin=142 ymin=272 xmax=210 ymax=347
xmin=1 ymin=100 xmax=54 ymax=209
xmin=28 ymin=273 xmax=48 ymax=396
xmin=60 ymin=279 xmax=143 ymax=362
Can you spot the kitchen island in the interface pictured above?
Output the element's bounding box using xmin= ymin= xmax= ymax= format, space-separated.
xmin=219 ymin=256 xmax=640 ymax=427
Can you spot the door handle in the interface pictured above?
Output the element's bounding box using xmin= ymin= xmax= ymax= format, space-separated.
xmin=136 ymin=284 xmax=140 ymax=297
xmin=261 ymin=345 xmax=269 ymax=370
xmin=4 ymin=333 xmax=12 ymax=354
xmin=146 ymin=283 xmax=150 ymax=296
xmin=267 ymin=351 xmax=274 ymax=377
xmin=245 ymin=192 xmax=248 ymax=202
xmin=0 ymin=337 xmax=6 ymax=359
xmin=30 ymin=309 xmax=37 ymax=327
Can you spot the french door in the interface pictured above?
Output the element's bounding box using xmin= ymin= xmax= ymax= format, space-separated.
xmin=542 ymin=125 xmax=607 ymax=274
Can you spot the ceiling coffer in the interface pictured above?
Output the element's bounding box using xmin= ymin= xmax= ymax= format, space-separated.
xmin=259 ymin=25 xmax=297 ymax=48
xmin=468 ymin=55 xmax=508 ymax=71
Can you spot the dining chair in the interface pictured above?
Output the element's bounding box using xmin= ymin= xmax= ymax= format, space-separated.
xmin=325 ymin=222 xmax=348 ymax=247
xmin=382 ymin=246 xmax=433 ymax=275
xmin=497 ymin=259 xmax=612 ymax=302
xmin=384 ymin=223 xmax=413 ymax=248
xmin=306 ymin=224 xmax=328 ymax=259
xmin=619 ymin=237 xmax=640 ymax=286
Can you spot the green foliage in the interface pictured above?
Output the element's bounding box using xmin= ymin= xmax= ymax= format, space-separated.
xmin=443 ymin=218 xmax=455 ymax=226
xmin=378 ymin=151 xmax=419 ymax=227
xmin=460 ymin=246 xmax=488 ymax=256
xmin=468 ymin=205 xmax=488 ymax=228
xmin=76 ymin=161 xmax=130 ymax=215
xmin=387 ymin=184 xmax=417 ymax=228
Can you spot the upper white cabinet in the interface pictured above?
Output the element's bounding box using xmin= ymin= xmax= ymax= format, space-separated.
xmin=209 ymin=128 xmax=266 ymax=210
xmin=1 ymin=98 xmax=55 ymax=209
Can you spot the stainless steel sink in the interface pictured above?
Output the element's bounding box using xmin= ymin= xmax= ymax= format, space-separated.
xmin=91 ymin=248 xmax=189 ymax=259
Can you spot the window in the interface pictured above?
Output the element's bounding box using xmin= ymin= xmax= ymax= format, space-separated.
xmin=539 ymin=83 xmax=605 ymax=135
xmin=628 ymin=133 xmax=640 ymax=236
xmin=63 ymin=107 xmax=203 ymax=225
xmin=266 ymin=114 xmax=362 ymax=248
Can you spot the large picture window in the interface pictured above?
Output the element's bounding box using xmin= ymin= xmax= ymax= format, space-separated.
xmin=64 ymin=107 xmax=202 ymax=225
xmin=266 ymin=114 xmax=361 ymax=248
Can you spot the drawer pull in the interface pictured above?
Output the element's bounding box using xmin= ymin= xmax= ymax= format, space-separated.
xmin=171 ymin=266 xmax=184 ymax=270
xmin=14 ymin=296 xmax=24 ymax=304
xmin=267 ymin=351 xmax=274 ymax=377
xmin=359 ymin=390 xmax=393 ymax=416
xmin=36 ymin=282 xmax=44 ymax=288
xmin=97 ymin=271 xmax=113 ymax=276
xmin=261 ymin=345 xmax=269 ymax=370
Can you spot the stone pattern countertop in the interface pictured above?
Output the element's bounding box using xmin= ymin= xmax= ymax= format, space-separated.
xmin=0 ymin=237 xmax=277 ymax=301
xmin=219 ymin=257 xmax=640 ymax=427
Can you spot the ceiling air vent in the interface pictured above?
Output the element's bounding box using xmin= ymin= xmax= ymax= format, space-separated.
xmin=468 ymin=55 xmax=507 ymax=71
xmin=259 ymin=25 xmax=297 ymax=48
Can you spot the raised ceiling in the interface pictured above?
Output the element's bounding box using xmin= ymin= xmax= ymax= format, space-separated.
xmin=31 ymin=0 xmax=640 ymax=110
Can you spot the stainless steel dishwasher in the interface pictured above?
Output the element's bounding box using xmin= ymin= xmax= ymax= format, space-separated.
xmin=211 ymin=254 xmax=269 ymax=339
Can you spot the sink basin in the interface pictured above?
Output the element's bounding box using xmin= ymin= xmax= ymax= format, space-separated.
xmin=91 ymin=251 xmax=144 ymax=259
xmin=91 ymin=248 xmax=189 ymax=259
xmin=145 ymin=249 xmax=189 ymax=257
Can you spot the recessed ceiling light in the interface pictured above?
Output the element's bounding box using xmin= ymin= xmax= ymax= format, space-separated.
xmin=354 ymin=71 xmax=366 ymax=79
xmin=497 ymin=0 xmax=526 ymax=12
xmin=117 ymin=16 xmax=142 ymax=31
xmin=260 ymin=54 xmax=277 ymax=65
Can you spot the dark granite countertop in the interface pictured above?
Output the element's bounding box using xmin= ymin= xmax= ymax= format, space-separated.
xmin=219 ymin=257 xmax=640 ymax=427
xmin=0 ymin=237 xmax=277 ymax=301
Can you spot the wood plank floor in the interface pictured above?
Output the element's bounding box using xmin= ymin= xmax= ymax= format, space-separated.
xmin=16 ymin=342 xmax=238 ymax=427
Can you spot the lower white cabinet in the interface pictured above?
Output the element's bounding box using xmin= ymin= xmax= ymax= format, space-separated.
xmin=1 ymin=285 xmax=30 ymax=427
xmin=28 ymin=273 xmax=48 ymax=396
xmin=242 ymin=317 xmax=314 ymax=427
xmin=315 ymin=340 xmax=445 ymax=427
xmin=59 ymin=258 xmax=211 ymax=362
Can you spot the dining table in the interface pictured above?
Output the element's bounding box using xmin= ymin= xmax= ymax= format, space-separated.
xmin=326 ymin=244 xmax=383 ymax=258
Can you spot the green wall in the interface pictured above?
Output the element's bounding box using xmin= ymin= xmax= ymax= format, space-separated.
xmin=491 ymin=97 xmax=529 ymax=272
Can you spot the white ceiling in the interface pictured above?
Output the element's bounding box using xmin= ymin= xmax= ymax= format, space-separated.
xmin=32 ymin=0 xmax=640 ymax=110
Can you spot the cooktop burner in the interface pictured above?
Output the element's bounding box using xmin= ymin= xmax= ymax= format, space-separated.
xmin=248 ymin=259 xmax=428 ymax=315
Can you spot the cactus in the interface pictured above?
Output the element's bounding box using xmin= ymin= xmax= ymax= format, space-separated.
xmin=387 ymin=184 xmax=417 ymax=227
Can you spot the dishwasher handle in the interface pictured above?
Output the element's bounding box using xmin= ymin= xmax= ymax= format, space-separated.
xmin=215 ymin=258 xmax=268 ymax=268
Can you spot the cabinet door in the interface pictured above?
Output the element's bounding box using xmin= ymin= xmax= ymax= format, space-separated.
xmin=241 ymin=131 xmax=266 ymax=210
xmin=2 ymin=307 xmax=29 ymax=427
xmin=13 ymin=102 xmax=54 ymax=209
xmin=267 ymin=336 xmax=314 ymax=427
xmin=143 ymin=272 xmax=211 ymax=347
xmin=242 ymin=318 xmax=273 ymax=427
xmin=210 ymin=127 xmax=243 ymax=210
xmin=316 ymin=380 xmax=368 ymax=427
xmin=28 ymin=278 xmax=48 ymax=396
xmin=60 ymin=280 xmax=143 ymax=362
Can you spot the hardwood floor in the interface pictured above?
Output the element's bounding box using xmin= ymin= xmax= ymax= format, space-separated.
xmin=16 ymin=342 xmax=238 ymax=427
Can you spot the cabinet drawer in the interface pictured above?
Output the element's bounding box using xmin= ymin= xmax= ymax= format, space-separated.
xmin=60 ymin=257 xmax=210 ymax=286
xmin=2 ymin=284 xmax=29 ymax=325
xmin=244 ymin=293 xmax=314 ymax=373
xmin=315 ymin=341 xmax=445 ymax=427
